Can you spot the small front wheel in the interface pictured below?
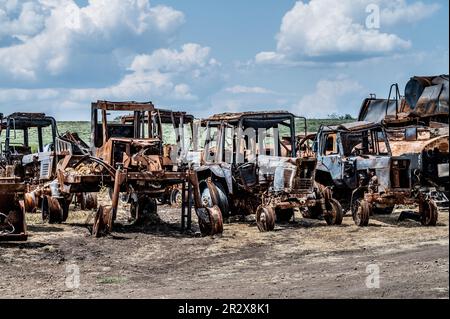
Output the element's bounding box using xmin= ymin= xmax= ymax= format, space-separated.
xmin=256 ymin=205 xmax=276 ymax=232
xmin=352 ymin=199 xmax=370 ymax=227
xmin=420 ymin=199 xmax=438 ymax=226
xmin=324 ymin=198 xmax=343 ymax=226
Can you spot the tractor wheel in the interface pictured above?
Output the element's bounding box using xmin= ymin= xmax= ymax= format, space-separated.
xmin=201 ymin=182 xmax=230 ymax=218
xmin=197 ymin=206 xmax=223 ymax=236
xmin=324 ymin=198 xmax=343 ymax=226
xmin=275 ymin=208 xmax=294 ymax=223
xmin=61 ymin=194 xmax=73 ymax=222
xmin=41 ymin=196 xmax=63 ymax=224
xmin=169 ymin=188 xmax=183 ymax=208
xmin=256 ymin=205 xmax=276 ymax=232
xmin=1 ymin=207 xmax=27 ymax=236
xmin=93 ymin=205 xmax=113 ymax=238
xmin=130 ymin=196 xmax=158 ymax=223
xmin=84 ymin=193 xmax=98 ymax=210
xmin=420 ymin=199 xmax=438 ymax=226
xmin=352 ymin=199 xmax=370 ymax=227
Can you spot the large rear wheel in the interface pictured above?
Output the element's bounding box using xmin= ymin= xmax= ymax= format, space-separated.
xmin=201 ymin=181 xmax=230 ymax=218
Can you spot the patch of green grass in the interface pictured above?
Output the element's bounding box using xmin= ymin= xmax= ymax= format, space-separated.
xmin=97 ymin=276 xmax=127 ymax=285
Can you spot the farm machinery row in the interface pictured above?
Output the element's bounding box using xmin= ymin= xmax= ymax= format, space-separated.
xmin=1 ymin=74 xmax=448 ymax=241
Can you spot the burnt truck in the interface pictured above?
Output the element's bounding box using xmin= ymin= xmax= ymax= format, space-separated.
xmin=358 ymin=75 xmax=449 ymax=205
xmin=314 ymin=121 xmax=438 ymax=227
xmin=57 ymin=101 xmax=193 ymax=237
xmin=190 ymin=111 xmax=343 ymax=234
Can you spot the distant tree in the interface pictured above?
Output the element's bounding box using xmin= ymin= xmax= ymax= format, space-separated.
xmin=328 ymin=113 xmax=354 ymax=120
xmin=327 ymin=113 xmax=339 ymax=119
xmin=343 ymin=114 xmax=354 ymax=120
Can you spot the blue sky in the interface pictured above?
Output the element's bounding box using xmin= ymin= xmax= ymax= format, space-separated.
xmin=0 ymin=0 xmax=448 ymax=120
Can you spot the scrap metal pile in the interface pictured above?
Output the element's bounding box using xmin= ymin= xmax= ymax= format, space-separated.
xmin=0 ymin=74 xmax=448 ymax=241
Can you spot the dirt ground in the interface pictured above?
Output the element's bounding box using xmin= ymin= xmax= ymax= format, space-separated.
xmin=1 ymin=191 xmax=448 ymax=299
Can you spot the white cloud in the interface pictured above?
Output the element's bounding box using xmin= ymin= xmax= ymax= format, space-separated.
xmin=0 ymin=1 xmax=48 ymax=41
xmin=0 ymin=43 xmax=220 ymax=118
xmin=292 ymin=77 xmax=364 ymax=118
xmin=130 ymin=43 xmax=213 ymax=74
xmin=225 ymin=85 xmax=274 ymax=94
xmin=256 ymin=0 xmax=439 ymax=64
xmin=381 ymin=0 xmax=440 ymax=26
xmin=0 ymin=0 xmax=185 ymax=83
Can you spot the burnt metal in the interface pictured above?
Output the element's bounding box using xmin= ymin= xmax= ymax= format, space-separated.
xmin=314 ymin=121 xmax=440 ymax=226
xmin=0 ymin=112 xmax=59 ymax=240
xmin=189 ymin=111 xmax=341 ymax=234
xmin=358 ymin=75 xmax=449 ymax=205
xmin=58 ymin=101 xmax=194 ymax=236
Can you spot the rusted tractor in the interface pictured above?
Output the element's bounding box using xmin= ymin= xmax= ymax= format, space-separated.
xmin=358 ymin=76 xmax=449 ymax=206
xmin=57 ymin=101 xmax=193 ymax=237
xmin=190 ymin=111 xmax=343 ymax=234
xmin=314 ymin=121 xmax=439 ymax=226
xmin=0 ymin=112 xmax=98 ymax=241
xmin=0 ymin=112 xmax=61 ymax=240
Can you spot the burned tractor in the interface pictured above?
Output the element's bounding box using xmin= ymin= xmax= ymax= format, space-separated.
xmin=358 ymin=75 xmax=449 ymax=206
xmin=314 ymin=121 xmax=438 ymax=226
xmin=0 ymin=112 xmax=98 ymax=241
xmin=0 ymin=112 xmax=58 ymax=240
xmin=120 ymin=109 xmax=195 ymax=208
xmin=57 ymin=101 xmax=192 ymax=237
xmin=190 ymin=111 xmax=343 ymax=234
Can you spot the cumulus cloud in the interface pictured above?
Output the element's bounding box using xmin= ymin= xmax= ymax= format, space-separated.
xmin=292 ymin=78 xmax=364 ymax=118
xmin=0 ymin=1 xmax=224 ymax=119
xmin=256 ymin=0 xmax=439 ymax=64
xmin=0 ymin=0 xmax=48 ymax=42
xmin=68 ymin=43 xmax=218 ymax=102
xmin=0 ymin=43 xmax=220 ymax=118
xmin=0 ymin=0 xmax=185 ymax=84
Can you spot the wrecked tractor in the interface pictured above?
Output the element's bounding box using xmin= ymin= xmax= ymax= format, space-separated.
xmin=57 ymin=101 xmax=193 ymax=237
xmin=358 ymin=75 xmax=449 ymax=206
xmin=0 ymin=112 xmax=58 ymax=240
xmin=314 ymin=121 xmax=438 ymax=226
xmin=190 ymin=112 xmax=343 ymax=234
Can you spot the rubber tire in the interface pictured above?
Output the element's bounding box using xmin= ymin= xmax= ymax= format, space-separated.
xmin=352 ymin=199 xmax=370 ymax=227
xmin=130 ymin=197 xmax=158 ymax=223
xmin=256 ymin=205 xmax=276 ymax=232
xmin=170 ymin=188 xmax=183 ymax=208
xmin=325 ymin=198 xmax=343 ymax=226
xmin=421 ymin=199 xmax=438 ymax=226
xmin=200 ymin=182 xmax=230 ymax=218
